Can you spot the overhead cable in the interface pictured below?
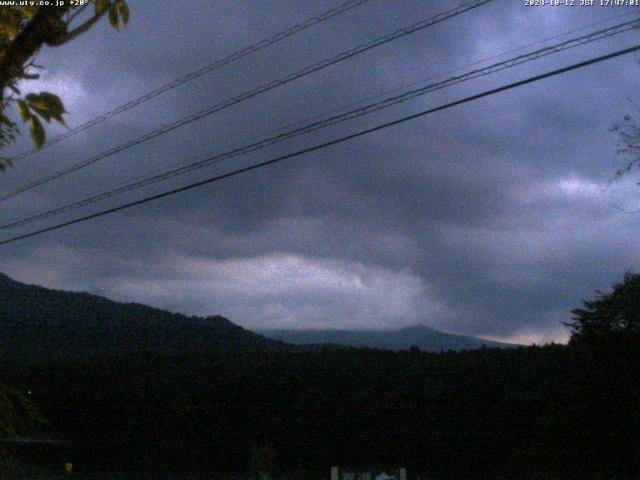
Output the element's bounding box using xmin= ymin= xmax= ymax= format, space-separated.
xmin=0 ymin=0 xmax=492 ymax=202
xmin=1 ymin=43 xmax=638 ymax=246
xmin=8 ymin=0 xmax=374 ymax=163
xmin=3 ymin=17 xmax=638 ymax=230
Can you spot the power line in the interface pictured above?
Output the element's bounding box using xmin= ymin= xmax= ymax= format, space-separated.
xmin=1 ymin=43 xmax=638 ymax=247
xmin=0 ymin=0 xmax=492 ymax=203
xmin=3 ymin=17 xmax=638 ymax=230
xmin=8 ymin=0 xmax=374 ymax=163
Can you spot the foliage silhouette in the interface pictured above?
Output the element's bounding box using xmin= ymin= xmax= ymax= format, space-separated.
xmin=567 ymin=272 xmax=640 ymax=346
xmin=0 ymin=0 xmax=129 ymax=161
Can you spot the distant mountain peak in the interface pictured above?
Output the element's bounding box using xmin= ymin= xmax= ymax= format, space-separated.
xmin=259 ymin=324 xmax=518 ymax=352
xmin=397 ymin=324 xmax=438 ymax=333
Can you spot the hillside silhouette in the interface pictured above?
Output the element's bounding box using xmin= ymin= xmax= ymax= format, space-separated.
xmin=1 ymin=273 xmax=639 ymax=479
xmin=0 ymin=273 xmax=286 ymax=362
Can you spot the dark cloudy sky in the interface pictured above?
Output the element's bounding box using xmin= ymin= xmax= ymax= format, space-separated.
xmin=1 ymin=0 xmax=639 ymax=343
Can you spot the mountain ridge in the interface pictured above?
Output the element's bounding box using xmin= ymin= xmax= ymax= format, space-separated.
xmin=259 ymin=324 xmax=518 ymax=351
xmin=0 ymin=272 xmax=287 ymax=362
xmin=0 ymin=272 xmax=516 ymax=361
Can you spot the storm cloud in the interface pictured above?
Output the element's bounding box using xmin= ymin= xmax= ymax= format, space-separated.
xmin=1 ymin=0 xmax=639 ymax=343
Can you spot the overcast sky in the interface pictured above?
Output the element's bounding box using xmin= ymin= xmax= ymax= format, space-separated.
xmin=1 ymin=0 xmax=639 ymax=343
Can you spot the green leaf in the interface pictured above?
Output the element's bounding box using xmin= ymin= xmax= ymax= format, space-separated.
xmin=24 ymin=92 xmax=67 ymax=125
xmin=25 ymin=93 xmax=39 ymax=103
xmin=17 ymin=6 xmax=38 ymax=20
xmin=94 ymin=0 xmax=110 ymax=14
xmin=108 ymin=6 xmax=120 ymax=30
xmin=16 ymin=100 xmax=31 ymax=122
xmin=28 ymin=92 xmax=66 ymax=115
xmin=118 ymin=1 xmax=129 ymax=26
xmin=2 ymin=18 xmax=20 ymax=39
xmin=26 ymin=94 xmax=52 ymax=122
xmin=40 ymin=92 xmax=66 ymax=114
xmin=29 ymin=105 xmax=52 ymax=122
xmin=51 ymin=111 xmax=67 ymax=128
xmin=26 ymin=92 xmax=49 ymax=111
xmin=28 ymin=115 xmax=45 ymax=150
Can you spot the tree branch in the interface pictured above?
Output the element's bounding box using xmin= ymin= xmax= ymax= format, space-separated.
xmin=0 ymin=7 xmax=70 ymax=88
xmin=47 ymin=8 xmax=108 ymax=46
